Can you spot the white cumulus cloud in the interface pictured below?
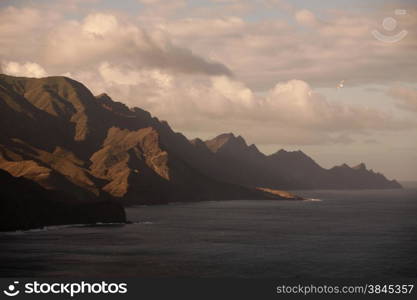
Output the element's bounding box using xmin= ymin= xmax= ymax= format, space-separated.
xmin=2 ymin=61 xmax=48 ymax=78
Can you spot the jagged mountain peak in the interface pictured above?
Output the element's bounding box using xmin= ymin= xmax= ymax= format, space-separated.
xmin=96 ymin=92 xmax=111 ymax=99
xmin=190 ymin=137 xmax=203 ymax=143
xmin=95 ymin=92 xmax=133 ymax=116
xmin=205 ymin=132 xmax=248 ymax=153
xmin=267 ymin=148 xmax=323 ymax=176
xmin=248 ymin=143 xmax=261 ymax=153
xmin=274 ymin=149 xmax=305 ymax=155
xmin=190 ymin=138 xmax=205 ymax=146
xmin=0 ymin=73 xmax=402 ymax=207
xmin=353 ymin=162 xmax=367 ymax=171
xmin=93 ymin=92 xmax=152 ymax=120
xmin=270 ymin=149 xmax=313 ymax=163
xmin=218 ymin=132 xmax=236 ymax=138
xmin=205 ymin=132 xmax=252 ymax=153
xmin=336 ymin=163 xmax=351 ymax=169
xmin=0 ymin=74 xmax=105 ymax=143
xmin=0 ymin=74 xmax=95 ymax=102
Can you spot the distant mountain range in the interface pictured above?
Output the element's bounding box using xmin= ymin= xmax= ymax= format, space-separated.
xmin=193 ymin=133 xmax=401 ymax=190
xmin=0 ymin=74 xmax=401 ymax=230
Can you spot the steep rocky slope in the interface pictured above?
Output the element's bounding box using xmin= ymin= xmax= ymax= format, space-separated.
xmin=0 ymin=73 xmax=400 ymax=220
xmin=0 ymin=170 xmax=125 ymax=231
xmin=0 ymin=74 xmax=295 ymax=211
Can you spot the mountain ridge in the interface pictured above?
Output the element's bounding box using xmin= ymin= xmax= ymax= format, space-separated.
xmin=200 ymin=133 xmax=400 ymax=189
xmin=0 ymin=73 xmax=401 ymax=218
xmin=0 ymin=74 xmax=301 ymax=213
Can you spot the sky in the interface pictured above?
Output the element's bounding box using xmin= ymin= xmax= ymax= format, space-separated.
xmin=0 ymin=0 xmax=416 ymax=180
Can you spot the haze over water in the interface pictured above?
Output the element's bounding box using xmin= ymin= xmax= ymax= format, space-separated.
xmin=1 ymin=188 xmax=416 ymax=278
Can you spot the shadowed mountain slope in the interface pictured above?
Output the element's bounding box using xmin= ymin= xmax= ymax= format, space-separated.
xmin=0 ymin=73 xmax=400 ymax=218
xmin=0 ymin=169 xmax=125 ymax=231
xmin=198 ymin=134 xmax=401 ymax=189
xmin=0 ymin=74 xmax=297 ymax=210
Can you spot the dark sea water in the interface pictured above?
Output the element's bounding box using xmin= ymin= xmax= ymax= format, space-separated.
xmin=0 ymin=188 xmax=416 ymax=278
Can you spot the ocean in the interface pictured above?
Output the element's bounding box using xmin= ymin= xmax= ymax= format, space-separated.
xmin=1 ymin=188 xmax=416 ymax=278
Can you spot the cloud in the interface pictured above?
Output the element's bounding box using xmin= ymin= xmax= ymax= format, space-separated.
xmin=295 ymin=9 xmax=319 ymax=27
xmin=0 ymin=9 xmax=231 ymax=77
xmin=0 ymin=7 xmax=43 ymax=38
xmin=0 ymin=6 xmax=60 ymax=59
xmin=2 ymin=61 xmax=48 ymax=78
xmin=137 ymin=0 xmax=187 ymax=18
xmin=210 ymin=0 xmax=242 ymax=3
xmin=0 ymin=2 xmax=414 ymax=147
xmin=157 ymin=7 xmax=417 ymax=90
xmin=66 ymin=62 xmax=408 ymax=145
xmin=387 ymin=86 xmax=417 ymax=112
xmin=45 ymin=13 xmax=232 ymax=76
xmin=3 ymin=4 xmax=417 ymax=90
xmin=262 ymin=80 xmax=387 ymax=130
xmin=83 ymin=13 xmax=119 ymax=36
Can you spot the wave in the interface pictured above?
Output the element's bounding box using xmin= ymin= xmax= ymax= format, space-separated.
xmin=303 ymin=198 xmax=322 ymax=202
xmin=1 ymin=222 xmax=128 ymax=234
xmin=131 ymin=221 xmax=154 ymax=225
